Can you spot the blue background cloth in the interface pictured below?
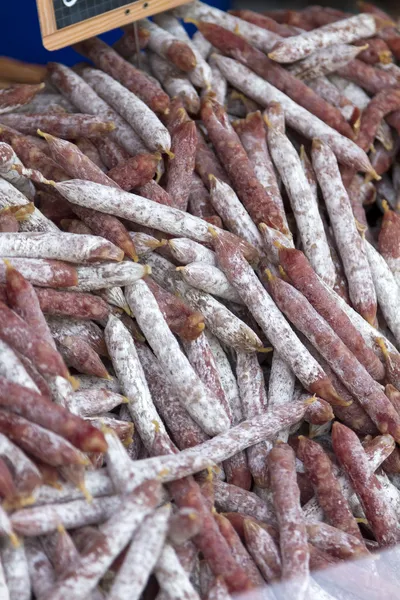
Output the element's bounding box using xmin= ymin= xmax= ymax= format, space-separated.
xmin=0 ymin=1 xmax=230 ymax=66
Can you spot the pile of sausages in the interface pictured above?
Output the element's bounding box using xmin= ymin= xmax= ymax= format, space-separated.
xmin=1 ymin=1 xmax=400 ymax=598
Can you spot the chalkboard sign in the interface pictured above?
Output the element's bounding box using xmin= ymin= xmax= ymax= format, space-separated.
xmin=36 ymin=0 xmax=190 ymax=51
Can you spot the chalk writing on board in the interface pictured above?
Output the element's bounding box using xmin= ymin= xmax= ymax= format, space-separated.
xmin=54 ymin=0 xmax=135 ymax=29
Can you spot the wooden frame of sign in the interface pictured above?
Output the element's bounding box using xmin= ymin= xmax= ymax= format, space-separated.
xmin=36 ymin=0 xmax=190 ymax=51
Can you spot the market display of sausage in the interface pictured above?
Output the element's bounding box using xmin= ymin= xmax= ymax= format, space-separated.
xmin=1 ymin=1 xmax=400 ymax=598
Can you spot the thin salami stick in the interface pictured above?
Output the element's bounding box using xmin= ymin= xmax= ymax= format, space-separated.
xmin=265 ymin=120 xmax=336 ymax=287
xmin=39 ymin=131 xmax=118 ymax=187
xmin=0 ymin=114 xmax=115 ymax=142
xmin=137 ymin=341 xmax=208 ymax=451
xmin=303 ymin=432 xmax=394 ymax=522
xmin=42 ymin=480 xmax=163 ymax=600
xmin=108 ymin=153 xmax=160 ymax=191
xmin=205 ymin=329 xmax=242 ymax=427
xmin=0 ymin=433 xmax=42 ymax=497
xmin=175 ymin=1 xmax=281 ymax=53
xmin=15 ymin=91 xmax=75 ymax=114
xmin=182 ymin=334 xmax=248 ymax=488
xmin=214 ymin=55 xmax=374 ymax=173
xmin=243 ymin=519 xmax=282 ymax=583
xmin=322 ymin=279 xmax=400 ymax=369
xmin=105 ymin=314 xmax=171 ymax=451
xmin=154 ymin=543 xmax=200 ymax=600
xmin=11 ymin=495 xmax=118 ymax=536
xmin=33 ymin=288 xmax=109 ymax=321
xmin=267 ymin=273 xmax=400 ymax=441
xmin=69 ymin=388 xmax=127 ymax=417
xmin=296 ymin=336 xmax=377 ymax=435
xmin=0 ymin=339 xmax=39 ymax=393
xmin=0 ymin=177 xmax=57 ymax=234
xmin=25 ymin=537 xmax=55 ymax=599
xmin=0 ymin=231 xmax=123 ymax=263
xmin=197 ymin=22 xmax=355 ymax=140
xmin=207 ymin=54 xmax=228 ymax=105
xmin=258 ymin=223 xmax=294 ymax=265
xmin=195 ymin=127 xmax=230 ymax=188
xmin=0 ymin=83 xmax=45 ymax=114
xmin=179 ymin=402 xmax=308 ymax=470
xmin=214 ymin=513 xmax=265 ymax=588
xmin=356 ymin=88 xmax=400 ymax=152
xmin=298 ymin=436 xmax=363 ymax=540
xmin=355 ymin=36 xmax=393 ymax=64
xmin=289 ymin=44 xmax=368 ymax=80
xmin=5 ymin=262 xmax=55 ymax=348
xmin=154 ymin=13 xmax=211 ymax=87
xmin=148 ymin=53 xmax=200 ymax=116
xmin=47 ymin=317 xmax=107 ymax=356
xmin=311 ymin=139 xmax=377 ymax=323
xmin=268 ymin=443 xmax=309 ymax=599
xmin=183 ymin=332 xmax=232 ymax=420
xmin=144 ymin=253 xmax=264 ymax=351
xmin=365 ymin=239 xmax=400 ymax=346
xmin=277 ymin=246 xmax=384 ymax=379
xmin=138 ymin=18 xmax=196 ymax=72
xmin=208 ymin=177 xmax=264 ymax=252
xmin=201 ymin=97 xmax=288 ymax=233
xmin=306 ymin=76 xmax=360 ymax=125
xmin=169 ymin=237 xmax=217 ymax=265
xmin=189 ymin=174 xmax=222 ymax=224
xmin=80 ymin=67 xmax=170 ymax=154
xmin=110 ymin=506 xmax=170 ymax=600
xmin=378 ymin=203 xmax=400 ymax=288
xmin=332 ymin=422 xmax=400 ymax=546
xmin=52 ymin=179 xmax=259 ymax=264
xmin=0 ymin=539 xmax=30 ymax=600
xmin=210 ymin=231 xmax=342 ymax=404
xmin=0 ymin=410 xmax=89 ymax=467
xmin=232 ymin=111 xmax=288 ymax=232
xmin=129 ymin=231 xmax=166 ymax=257
xmin=49 ymin=63 xmax=146 ymax=155
xmin=74 ymin=37 xmax=169 ymax=114
xmin=68 ymin=262 xmax=148 ymax=292
xmin=178 ymin=263 xmax=243 ymax=303
xmin=57 ymin=335 xmax=109 ymax=379
xmin=268 ymin=352 xmax=296 ymax=442
xmin=165 ymin=120 xmax=197 ymax=211
xmin=145 ymin=275 xmax=205 ymax=342
xmin=0 ymin=377 xmax=108 ymax=454
xmin=306 ymin=522 xmax=368 ymax=560
xmin=268 ymin=13 xmax=377 ymax=63
xmin=0 ymin=299 xmax=70 ymax=379
xmin=125 ymin=280 xmax=230 ymax=436
xmin=337 ymin=58 xmax=398 ymax=94
xmin=0 ymin=124 xmax=67 ymax=179
xmin=0 ymin=141 xmax=35 ymax=199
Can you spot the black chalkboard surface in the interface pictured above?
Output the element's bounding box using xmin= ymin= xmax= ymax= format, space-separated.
xmin=36 ymin=0 xmax=189 ymax=51
xmin=53 ymin=0 xmax=133 ymax=30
